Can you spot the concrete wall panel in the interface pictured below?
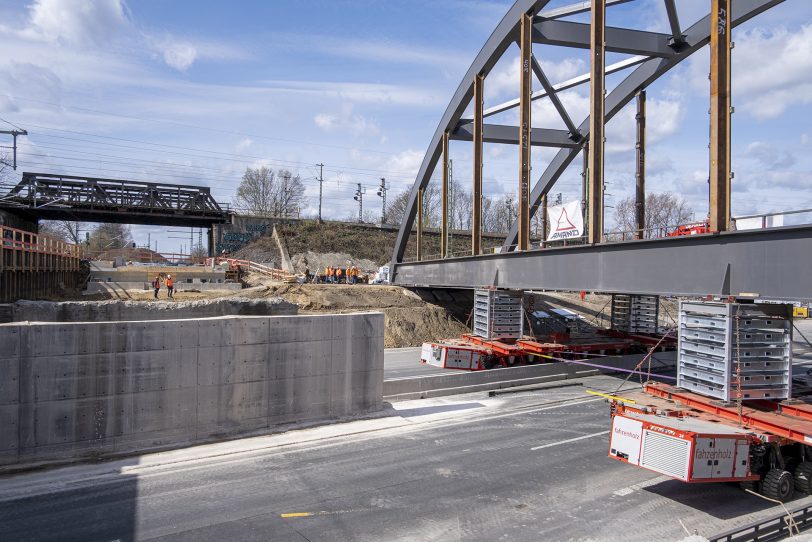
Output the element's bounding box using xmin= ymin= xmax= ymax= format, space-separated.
xmin=0 ymin=311 xmax=383 ymax=468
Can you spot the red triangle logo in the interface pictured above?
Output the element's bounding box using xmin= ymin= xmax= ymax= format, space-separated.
xmin=555 ymin=207 xmax=577 ymax=232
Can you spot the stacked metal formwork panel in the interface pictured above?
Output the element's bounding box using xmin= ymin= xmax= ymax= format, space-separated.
xmin=473 ymin=289 xmax=523 ymax=340
xmin=611 ymin=294 xmax=659 ymax=334
xmin=677 ymin=301 xmax=792 ymax=402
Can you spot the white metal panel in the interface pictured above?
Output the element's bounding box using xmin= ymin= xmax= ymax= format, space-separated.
xmin=734 ymin=442 xmax=750 ymax=478
xmin=640 ymin=430 xmax=691 ymax=481
xmin=610 ymin=416 xmax=644 ymax=465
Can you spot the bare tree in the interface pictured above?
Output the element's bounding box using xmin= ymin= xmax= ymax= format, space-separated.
xmin=275 ymin=169 xmax=305 ymax=217
xmin=235 ymin=167 xmax=276 ymax=215
xmin=613 ymin=191 xmax=694 ymax=239
xmin=37 ymin=221 xmax=87 ymax=244
xmin=234 ymin=167 xmax=305 ymax=217
xmin=385 ymin=190 xmax=410 ymax=226
xmin=88 ymin=223 xmax=133 ymax=253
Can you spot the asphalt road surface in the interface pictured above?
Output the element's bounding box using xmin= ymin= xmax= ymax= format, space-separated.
xmin=383 ymin=346 xmax=456 ymax=380
xmin=2 ymin=374 xmax=807 ymax=542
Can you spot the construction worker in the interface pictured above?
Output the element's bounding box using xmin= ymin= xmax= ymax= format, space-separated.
xmin=327 ymin=266 xmax=333 ymax=284
xmin=166 ymin=274 xmax=174 ymax=299
xmin=350 ymin=266 xmax=357 ymax=285
xmin=153 ymin=275 xmax=161 ymax=299
xmin=336 ymin=267 xmax=343 ymax=284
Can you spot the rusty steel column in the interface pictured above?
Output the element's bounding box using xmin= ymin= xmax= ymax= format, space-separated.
xmin=587 ymin=0 xmax=605 ymax=244
xmin=582 ymin=140 xmax=589 ymax=236
xmin=441 ymin=131 xmax=450 ymax=258
xmin=635 ymin=89 xmax=646 ymax=240
xmin=416 ymin=188 xmax=424 ymax=261
xmin=518 ymin=12 xmax=532 ymax=251
xmin=473 ymin=73 xmax=484 ymax=256
xmin=709 ymin=0 xmax=732 ymax=232
xmin=540 ymin=194 xmax=548 ymax=248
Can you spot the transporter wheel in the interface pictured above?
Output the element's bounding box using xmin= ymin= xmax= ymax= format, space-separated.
xmin=795 ymin=462 xmax=812 ymax=494
xmin=761 ymin=469 xmax=794 ymax=502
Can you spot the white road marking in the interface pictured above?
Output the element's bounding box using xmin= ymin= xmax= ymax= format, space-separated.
xmin=530 ymin=430 xmax=610 ymax=451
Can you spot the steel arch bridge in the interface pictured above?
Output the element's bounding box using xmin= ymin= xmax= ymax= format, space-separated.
xmin=389 ymin=0 xmax=812 ymax=301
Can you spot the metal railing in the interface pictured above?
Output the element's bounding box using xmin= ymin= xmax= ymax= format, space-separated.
xmin=709 ymin=501 xmax=812 ymax=542
xmin=207 ymin=257 xmax=294 ymax=281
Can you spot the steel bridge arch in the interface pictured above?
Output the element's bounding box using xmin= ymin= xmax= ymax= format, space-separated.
xmin=391 ymin=0 xmax=784 ymax=274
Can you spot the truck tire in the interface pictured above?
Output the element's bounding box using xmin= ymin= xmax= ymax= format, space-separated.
xmin=795 ymin=462 xmax=812 ymax=494
xmin=762 ymin=469 xmax=794 ymax=502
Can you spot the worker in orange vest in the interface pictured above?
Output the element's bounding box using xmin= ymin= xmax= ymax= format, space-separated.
xmin=166 ymin=274 xmax=174 ymax=299
xmin=153 ymin=275 xmax=161 ymax=299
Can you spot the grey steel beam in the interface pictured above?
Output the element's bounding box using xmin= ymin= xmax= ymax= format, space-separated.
xmin=529 ymin=53 xmax=580 ymax=138
xmin=500 ymin=0 xmax=783 ymax=250
xmin=452 ymin=123 xmax=580 ymax=148
xmin=538 ymin=0 xmax=634 ymax=20
xmin=391 ymin=0 xmax=782 ymax=268
xmin=587 ymin=0 xmax=606 ymax=245
xmin=390 ymin=0 xmax=550 ymax=272
xmin=663 ymin=0 xmax=684 ymax=45
xmin=475 ymin=56 xmax=648 ymax=120
xmin=533 ymin=19 xmax=677 ymax=57
xmin=710 ymin=0 xmax=732 ymax=232
xmin=635 ymin=89 xmax=646 ymax=240
xmin=393 ymin=225 xmax=812 ymax=302
xmin=473 ymin=74 xmax=484 ymax=256
xmin=518 ymin=12 xmax=533 ymax=252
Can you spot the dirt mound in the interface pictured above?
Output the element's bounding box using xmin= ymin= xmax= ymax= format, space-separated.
xmin=240 ymin=276 xmax=468 ymax=347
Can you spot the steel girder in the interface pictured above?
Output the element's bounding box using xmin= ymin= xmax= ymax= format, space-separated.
xmin=1 ymin=172 xmax=229 ymax=227
xmin=392 ymin=0 xmax=784 ymax=275
xmin=393 ymin=225 xmax=812 ymax=301
xmin=391 ymin=0 xmax=785 ymax=284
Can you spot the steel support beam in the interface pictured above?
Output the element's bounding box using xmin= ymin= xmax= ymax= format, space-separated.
xmin=529 ymin=54 xmax=579 ymax=138
xmin=540 ymin=194 xmax=548 ymax=248
xmin=538 ymin=0 xmax=633 ymax=20
xmin=392 ymin=225 xmax=812 ymax=302
xmin=587 ymin=0 xmax=605 ymax=245
xmin=710 ymin=0 xmax=732 ymax=232
xmin=452 ymin=123 xmax=579 ymax=148
xmin=533 ymin=19 xmax=676 ymax=57
xmin=416 ymin=188 xmax=424 ymax=261
xmin=441 ymin=131 xmax=450 ymax=258
xmin=664 ymin=0 xmax=684 ymax=45
xmin=635 ymin=90 xmax=646 ymax=240
xmin=473 ymin=74 xmax=484 ymax=256
xmin=518 ymin=12 xmax=533 ymax=252
xmin=582 ymin=140 xmax=589 ymax=235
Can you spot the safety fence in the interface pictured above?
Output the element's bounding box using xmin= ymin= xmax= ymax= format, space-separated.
xmin=0 ymin=224 xmax=81 ymax=272
xmin=709 ymin=501 xmax=812 ymax=542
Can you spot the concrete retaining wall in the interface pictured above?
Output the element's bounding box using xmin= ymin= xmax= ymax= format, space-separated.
xmin=4 ymin=297 xmax=296 ymax=323
xmin=0 ymin=312 xmax=384 ymax=468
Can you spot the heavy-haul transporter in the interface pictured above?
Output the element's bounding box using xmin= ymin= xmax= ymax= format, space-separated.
xmin=606 ymin=381 xmax=812 ymax=502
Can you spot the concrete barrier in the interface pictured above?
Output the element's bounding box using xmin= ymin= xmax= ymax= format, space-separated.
xmin=383 ymin=351 xmax=676 ymax=401
xmin=0 ymin=312 xmax=384 ymax=468
xmin=4 ymin=297 xmax=297 ymax=323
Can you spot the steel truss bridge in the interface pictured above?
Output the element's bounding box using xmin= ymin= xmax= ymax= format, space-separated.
xmin=390 ymin=0 xmax=811 ymax=300
xmin=0 ymin=172 xmax=230 ymax=228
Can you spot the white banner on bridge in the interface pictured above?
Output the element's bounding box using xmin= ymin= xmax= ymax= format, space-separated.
xmin=547 ymin=199 xmax=583 ymax=241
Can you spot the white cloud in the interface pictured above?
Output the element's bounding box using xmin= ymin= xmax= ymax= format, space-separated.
xmin=157 ymin=40 xmax=197 ymax=72
xmin=688 ymin=24 xmax=812 ymax=120
xmin=383 ymin=150 xmax=424 ymax=178
xmin=744 ymin=142 xmax=796 ymax=169
xmin=25 ymin=0 xmax=131 ymax=47
xmin=314 ymin=103 xmax=380 ymax=138
xmin=235 ymin=138 xmax=253 ymax=153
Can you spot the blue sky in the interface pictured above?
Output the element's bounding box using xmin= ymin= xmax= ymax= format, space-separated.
xmin=0 ymin=0 xmax=810 ymax=253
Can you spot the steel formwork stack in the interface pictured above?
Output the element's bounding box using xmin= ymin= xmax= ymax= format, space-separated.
xmin=473 ymin=289 xmax=523 ymax=340
xmin=677 ymin=300 xmax=793 ymax=402
xmin=611 ymin=294 xmax=659 ymax=334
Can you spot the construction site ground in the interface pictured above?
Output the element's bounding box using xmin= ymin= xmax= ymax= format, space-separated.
xmin=80 ymin=276 xmax=468 ymax=349
xmin=4 ymin=372 xmax=810 ymax=542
